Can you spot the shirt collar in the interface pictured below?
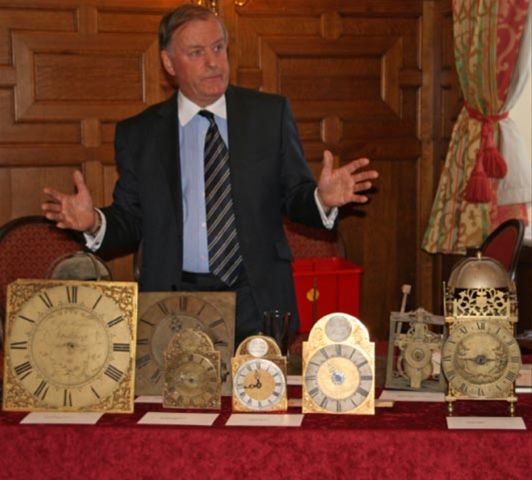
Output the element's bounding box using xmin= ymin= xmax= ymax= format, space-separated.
xmin=178 ymin=91 xmax=227 ymax=126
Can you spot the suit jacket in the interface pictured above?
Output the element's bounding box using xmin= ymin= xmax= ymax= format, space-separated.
xmin=100 ymin=85 xmax=328 ymax=331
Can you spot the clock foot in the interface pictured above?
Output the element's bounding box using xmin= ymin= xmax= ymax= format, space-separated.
xmin=509 ymin=401 xmax=515 ymax=417
xmin=447 ymin=401 xmax=454 ymax=416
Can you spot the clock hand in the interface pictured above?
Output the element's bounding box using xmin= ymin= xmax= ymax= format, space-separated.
xmin=459 ymin=357 xmax=501 ymax=363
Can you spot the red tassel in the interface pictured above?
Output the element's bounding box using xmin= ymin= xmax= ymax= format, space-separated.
xmin=482 ymin=146 xmax=507 ymax=178
xmin=480 ymin=121 xmax=507 ymax=178
xmin=464 ymin=156 xmax=491 ymax=203
xmin=464 ymin=102 xmax=509 ymax=183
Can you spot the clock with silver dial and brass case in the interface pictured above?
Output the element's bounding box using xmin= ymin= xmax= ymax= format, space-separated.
xmin=135 ymin=292 xmax=235 ymax=396
xmin=442 ymin=253 xmax=522 ymax=415
xmin=3 ymin=279 xmax=137 ymax=413
xmin=303 ymin=312 xmax=375 ymax=414
xmin=163 ymin=328 xmax=221 ymax=410
xmin=231 ymin=335 xmax=287 ymax=412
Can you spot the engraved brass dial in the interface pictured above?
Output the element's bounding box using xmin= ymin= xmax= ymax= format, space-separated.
xmin=304 ymin=344 xmax=373 ymax=413
xmin=3 ymin=280 xmax=137 ymax=412
xmin=135 ymin=292 xmax=234 ymax=395
xmin=442 ymin=319 xmax=522 ymax=399
xmin=164 ymin=352 xmax=219 ymax=408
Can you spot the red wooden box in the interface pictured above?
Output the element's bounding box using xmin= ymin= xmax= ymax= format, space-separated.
xmin=292 ymin=257 xmax=363 ymax=333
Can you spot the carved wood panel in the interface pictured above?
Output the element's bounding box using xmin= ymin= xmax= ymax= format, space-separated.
xmin=0 ymin=0 xmax=180 ymax=278
xmin=225 ymin=0 xmax=430 ymax=338
xmin=0 ymin=0 xmax=457 ymax=339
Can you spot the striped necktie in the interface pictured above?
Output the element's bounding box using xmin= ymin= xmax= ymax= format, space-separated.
xmin=198 ymin=110 xmax=243 ymax=286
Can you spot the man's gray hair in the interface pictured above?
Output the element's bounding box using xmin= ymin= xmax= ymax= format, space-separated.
xmin=159 ymin=4 xmax=228 ymax=50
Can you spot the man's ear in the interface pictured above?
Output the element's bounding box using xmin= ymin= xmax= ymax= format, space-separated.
xmin=160 ymin=50 xmax=175 ymax=76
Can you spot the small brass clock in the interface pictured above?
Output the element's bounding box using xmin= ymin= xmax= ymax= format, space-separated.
xmin=3 ymin=279 xmax=137 ymax=413
xmin=135 ymin=292 xmax=235 ymax=396
xmin=442 ymin=253 xmax=522 ymax=415
xmin=163 ymin=329 xmax=221 ymax=410
xmin=302 ymin=312 xmax=375 ymax=414
xmin=232 ymin=335 xmax=287 ymax=412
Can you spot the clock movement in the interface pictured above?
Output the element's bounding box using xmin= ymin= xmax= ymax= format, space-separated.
xmin=385 ymin=307 xmax=446 ymax=392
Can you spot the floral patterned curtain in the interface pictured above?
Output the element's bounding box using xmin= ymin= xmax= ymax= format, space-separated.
xmin=423 ymin=0 xmax=530 ymax=254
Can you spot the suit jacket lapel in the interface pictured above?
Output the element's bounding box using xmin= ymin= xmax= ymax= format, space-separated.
xmin=154 ymin=92 xmax=181 ymax=223
xmin=226 ymin=86 xmax=247 ymax=212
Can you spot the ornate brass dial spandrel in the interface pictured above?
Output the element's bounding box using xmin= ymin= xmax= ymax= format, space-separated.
xmin=453 ymin=288 xmax=510 ymax=317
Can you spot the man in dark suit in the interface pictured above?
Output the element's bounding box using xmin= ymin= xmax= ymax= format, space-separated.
xmin=42 ymin=4 xmax=378 ymax=344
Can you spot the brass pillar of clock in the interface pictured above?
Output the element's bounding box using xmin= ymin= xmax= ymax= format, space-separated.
xmin=163 ymin=328 xmax=221 ymax=410
xmin=231 ymin=335 xmax=288 ymax=412
xmin=442 ymin=252 xmax=522 ymax=416
xmin=3 ymin=279 xmax=138 ymax=413
xmin=302 ymin=312 xmax=375 ymax=414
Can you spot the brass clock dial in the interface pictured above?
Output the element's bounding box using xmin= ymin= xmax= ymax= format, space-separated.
xmin=3 ymin=280 xmax=137 ymax=412
xmin=233 ymin=358 xmax=286 ymax=411
xmin=302 ymin=312 xmax=375 ymax=414
xmin=164 ymin=351 xmax=220 ymax=409
xmin=304 ymin=344 xmax=373 ymax=413
xmin=135 ymin=292 xmax=234 ymax=395
xmin=231 ymin=335 xmax=287 ymax=412
xmin=442 ymin=319 xmax=522 ymax=399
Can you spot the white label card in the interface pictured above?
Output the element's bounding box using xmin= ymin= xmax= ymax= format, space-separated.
xmin=135 ymin=395 xmax=163 ymax=404
xmin=379 ymin=390 xmax=445 ymax=402
xmin=138 ymin=412 xmax=218 ymax=426
xmin=226 ymin=414 xmax=303 ymax=427
xmin=516 ymin=364 xmax=532 ymax=387
xmin=287 ymin=375 xmax=302 ymax=386
xmin=21 ymin=412 xmax=103 ymax=425
xmin=447 ymin=416 xmax=526 ymax=430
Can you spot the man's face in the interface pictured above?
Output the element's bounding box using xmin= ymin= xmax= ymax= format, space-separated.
xmin=161 ymin=17 xmax=229 ymax=106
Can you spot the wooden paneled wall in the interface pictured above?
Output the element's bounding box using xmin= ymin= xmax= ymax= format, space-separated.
xmin=0 ymin=0 xmax=460 ymax=339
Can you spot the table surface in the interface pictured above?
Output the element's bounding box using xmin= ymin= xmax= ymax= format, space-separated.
xmin=1 ymin=385 xmax=530 ymax=480
xmin=1 ymin=347 xmax=531 ymax=480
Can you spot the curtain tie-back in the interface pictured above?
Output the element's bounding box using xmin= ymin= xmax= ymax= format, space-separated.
xmin=463 ymin=101 xmax=509 ymax=203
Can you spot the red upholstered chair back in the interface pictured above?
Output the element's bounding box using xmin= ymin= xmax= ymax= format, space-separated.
xmin=283 ymin=219 xmax=345 ymax=258
xmin=480 ymin=219 xmax=524 ymax=281
xmin=0 ymin=216 xmax=82 ymax=312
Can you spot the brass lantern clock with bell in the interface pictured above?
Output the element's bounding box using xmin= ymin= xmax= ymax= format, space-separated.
xmin=442 ymin=252 xmax=522 ymax=415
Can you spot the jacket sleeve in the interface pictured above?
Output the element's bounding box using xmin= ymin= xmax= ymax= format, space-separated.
xmin=99 ymin=120 xmax=143 ymax=256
